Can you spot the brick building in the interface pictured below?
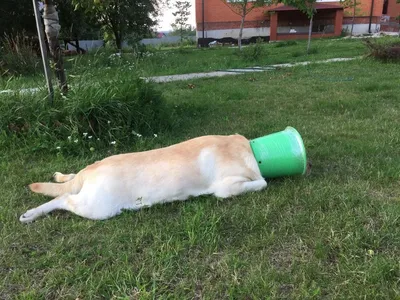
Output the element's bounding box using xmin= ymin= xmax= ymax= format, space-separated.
xmin=195 ymin=0 xmax=400 ymax=42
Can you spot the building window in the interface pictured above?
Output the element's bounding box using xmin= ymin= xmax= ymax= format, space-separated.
xmin=382 ymin=0 xmax=389 ymax=14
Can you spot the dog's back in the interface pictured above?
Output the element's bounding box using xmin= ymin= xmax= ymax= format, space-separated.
xmin=21 ymin=135 xmax=267 ymax=222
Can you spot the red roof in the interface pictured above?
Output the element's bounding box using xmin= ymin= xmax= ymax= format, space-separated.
xmin=270 ymin=3 xmax=343 ymax=12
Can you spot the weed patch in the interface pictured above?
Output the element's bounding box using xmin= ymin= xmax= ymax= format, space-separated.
xmin=0 ymin=77 xmax=173 ymax=155
xmin=364 ymin=38 xmax=400 ymax=61
xmin=0 ymin=34 xmax=41 ymax=76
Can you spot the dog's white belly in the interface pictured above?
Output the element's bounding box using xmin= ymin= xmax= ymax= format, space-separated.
xmin=77 ymin=168 xmax=212 ymax=219
xmin=124 ymin=148 xmax=217 ymax=209
xmin=76 ymin=147 xmax=261 ymax=219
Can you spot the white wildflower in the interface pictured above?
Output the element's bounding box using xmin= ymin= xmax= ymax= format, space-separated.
xmin=83 ymin=132 xmax=88 ymax=137
xmin=67 ymin=136 xmax=71 ymax=140
xmin=74 ymin=139 xmax=78 ymax=143
xmin=109 ymin=53 xmax=121 ymax=59
xmin=153 ymin=134 xmax=158 ymax=137
xmin=110 ymin=141 xmax=116 ymax=145
xmin=56 ymin=146 xmax=61 ymax=149
xmin=107 ymin=120 xmax=111 ymax=124
xmin=88 ymin=136 xmax=93 ymax=139
xmin=132 ymin=130 xmax=142 ymax=137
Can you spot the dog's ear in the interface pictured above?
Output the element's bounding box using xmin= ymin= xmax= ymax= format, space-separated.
xmin=306 ymin=160 xmax=312 ymax=176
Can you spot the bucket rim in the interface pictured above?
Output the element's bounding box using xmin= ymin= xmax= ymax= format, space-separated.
xmin=284 ymin=126 xmax=307 ymax=175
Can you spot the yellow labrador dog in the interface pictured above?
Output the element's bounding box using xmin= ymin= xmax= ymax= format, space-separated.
xmin=20 ymin=135 xmax=267 ymax=223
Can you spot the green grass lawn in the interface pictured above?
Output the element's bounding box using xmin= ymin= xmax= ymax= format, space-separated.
xmin=1 ymin=41 xmax=400 ymax=298
xmin=0 ymin=37 xmax=366 ymax=91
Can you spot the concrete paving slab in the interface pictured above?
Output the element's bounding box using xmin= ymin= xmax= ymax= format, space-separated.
xmin=141 ymin=71 xmax=241 ymax=83
xmin=0 ymin=57 xmax=360 ymax=93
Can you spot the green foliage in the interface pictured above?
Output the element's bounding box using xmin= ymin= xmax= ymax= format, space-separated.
xmin=307 ymin=47 xmax=318 ymax=54
xmin=273 ymin=0 xmax=317 ymax=53
xmin=223 ymin=0 xmax=272 ymax=13
xmin=238 ymin=39 xmax=266 ymax=61
xmin=0 ymin=34 xmax=41 ymax=76
xmin=171 ymin=1 xmax=192 ymax=42
xmin=0 ymin=77 xmax=173 ymax=155
xmin=275 ymin=0 xmax=317 ymax=18
xmin=274 ymin=40 xmax=298 ymax=47
xmin=221 ymin=0 xmax=272 ymax=50
xmin=340 ymin=0 xmax=360 ymax=10
xmin=291 ymin=50 xmax=302 ymax=57
xmin=170 ymin=26 xmax=196 ymax=37
xmin=54 ymin=0 xmax=100 ymax=40
xmin=72 ymin=0 xmax=159 ymax=49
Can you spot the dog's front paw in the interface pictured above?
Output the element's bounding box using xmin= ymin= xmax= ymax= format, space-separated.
xmin=53 ymin=172 xmax=62 ymax=182
xmin=19 ymin=208 xmax=40 ymax=223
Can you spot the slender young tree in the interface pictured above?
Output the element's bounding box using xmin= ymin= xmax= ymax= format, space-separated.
xmin=340 ymin=0 xmax=361 ymax=37
xmin=221 ymin=0 xmax=271 ymax=50
xmin=42 ymin=0 xmax=68 ymax=93
xmin=171 ymin=1 xmax=191 ymax=42
xmin=276 ymin=0 xmax=317 ymax=54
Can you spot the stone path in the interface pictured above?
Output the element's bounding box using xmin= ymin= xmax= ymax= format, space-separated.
xmin=0 ymin=57 xmax=360 ymax=94
xmin=0 ymin=87 xmax=40 ymax=95
xmin=142 ymin=57 xmax=358 ymax=83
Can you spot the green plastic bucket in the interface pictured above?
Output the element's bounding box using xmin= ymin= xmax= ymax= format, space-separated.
xmin=250 ymin=127 xmax=307 ymax=178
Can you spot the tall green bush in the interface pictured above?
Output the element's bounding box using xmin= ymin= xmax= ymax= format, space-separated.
xmin=0 ymin=34 xmax=41 ymax=76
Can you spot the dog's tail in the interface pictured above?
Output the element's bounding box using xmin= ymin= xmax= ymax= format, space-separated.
xmin=29 ymin=175 xmax=83 ymax=197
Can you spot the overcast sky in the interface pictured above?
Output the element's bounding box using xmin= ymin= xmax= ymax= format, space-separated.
xmin=157 ymin=0 xmax=196 ymax=31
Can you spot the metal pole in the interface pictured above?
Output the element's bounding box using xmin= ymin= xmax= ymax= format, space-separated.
xmin=32 ymin=0 xmax=54 ymax=104
xmin=202 ymin=0 xmax=205 ymax=38
xmin=368 ymin=0 xmax=375 ymax=33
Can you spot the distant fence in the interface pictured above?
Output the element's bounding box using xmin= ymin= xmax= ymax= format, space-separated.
xmin=66 ymin=36 xmax=196 ymax=51
xmin=141 ymin=36 xmax=196 ymax=46
xmin=380 ymin=15 xmax=400 ymax=33
xmin=197 ymin=36 xmax=270 ymax=48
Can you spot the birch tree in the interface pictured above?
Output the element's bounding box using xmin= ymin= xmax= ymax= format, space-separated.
xmin=172 ymin=1 xmax=192 ymax=42
xmin=276 ymin=0 xmax=317 ymax=54
xmin=42 ymin=0 xmax=68 ymax=93
xmin=340 ymin=0 xmax=361 ymax=37
xmin=221 ymin=0 xmax=271 ymax=50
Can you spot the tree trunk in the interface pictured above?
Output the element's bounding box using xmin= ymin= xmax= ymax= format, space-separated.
xmin=112 ymin=22 xmax=122 ymax=52
xmin=115 ymin=33 xmax=122 ymax=52
xmin=307 ymin=14 xmax=313 ymax=54
xmin=75 ymin=38 xmax=80 ymax=54
xmin=43 ymin=0 xmax=68 ymax=94
xmin=350 ymin=0 xmax=356 ymax=37
xmin=180 ymin=25 xmax=183 ymax=42
xmin=238 ymin=8 xmax=246 ymax=51
xmin=33 ymin=0 xmax=54 ymax=104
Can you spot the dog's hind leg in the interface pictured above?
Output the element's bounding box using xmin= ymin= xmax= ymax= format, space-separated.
xmin=214 ymin=177 xmax=267 ymax=198
xmin=20 ymin=191 xmax=121 ymax=223
xmin=53 ymin=172 xmax=76 ymax=183
xmin=20 ymin=193 xmax=75 ymax=223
